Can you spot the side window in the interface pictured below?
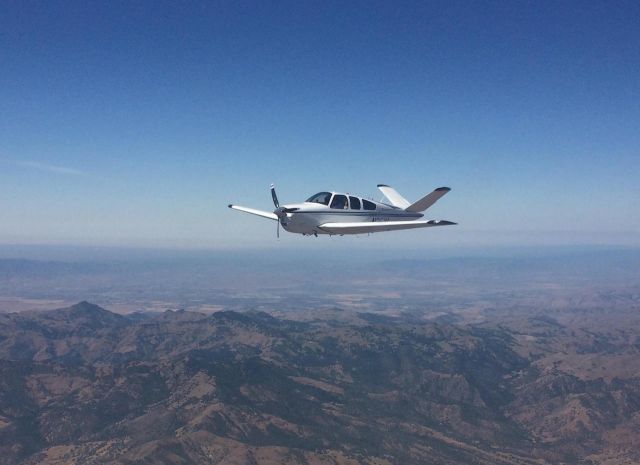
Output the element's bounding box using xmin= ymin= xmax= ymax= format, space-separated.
xmin=349 ymin=196 xmax=361 ymax=210
xmin=362 ymin=199 xmax=376 ymax=211
xmin=330 ymin=194 xmax=348 ymax=209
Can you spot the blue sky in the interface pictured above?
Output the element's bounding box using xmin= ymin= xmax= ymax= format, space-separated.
xmin=1 ymin=1 xmax=638 ymax=250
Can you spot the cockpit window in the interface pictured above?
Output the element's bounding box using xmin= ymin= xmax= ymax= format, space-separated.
xmin=349 ymin=196 xmax=361 ymax=210
xmin=330 ymin=194 xmax=348 ymax=209
xmin=305 ymin=192 xmax=332 ymax=205
xmin=362 ymin=199 xmax=377 ymax=210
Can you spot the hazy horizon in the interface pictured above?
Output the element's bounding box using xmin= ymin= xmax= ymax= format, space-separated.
xmin=2 ymin=243 xmax=638 ymax=316
xmin=1 ymin=241 xmax=638 ymax=262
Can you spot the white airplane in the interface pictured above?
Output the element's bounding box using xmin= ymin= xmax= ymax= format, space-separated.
xmin=229 ymin=184 xmax=456 ymax=237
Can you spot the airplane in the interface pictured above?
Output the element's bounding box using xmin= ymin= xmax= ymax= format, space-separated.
xmin=228 ymin=184 xmax=456 ymax=237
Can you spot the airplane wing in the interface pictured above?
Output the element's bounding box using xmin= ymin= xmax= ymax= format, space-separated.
xmin=377 ymin=184 xmax=411 ymax=209
xmin=318 ymin=219 xmax=456 ymax=235
xmin=228 ymin=204 xmax=278 ymax=221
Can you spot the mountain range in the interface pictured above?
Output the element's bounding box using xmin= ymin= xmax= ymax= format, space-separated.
xmin=1 ymin=301 xmax=639 ymax=464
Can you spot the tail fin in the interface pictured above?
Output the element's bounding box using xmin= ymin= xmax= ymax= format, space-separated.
xmin=377 ymin=184 xmax=410 ymax=209
xmin=405 ymin=187 xmax=450 ymax=212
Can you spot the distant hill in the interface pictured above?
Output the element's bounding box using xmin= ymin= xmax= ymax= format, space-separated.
xmin=0 ymin=302 xmax=639 ymax=464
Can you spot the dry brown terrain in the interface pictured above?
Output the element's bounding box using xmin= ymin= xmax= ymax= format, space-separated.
xmin=1 ymin=299 xmax=639 ymax=465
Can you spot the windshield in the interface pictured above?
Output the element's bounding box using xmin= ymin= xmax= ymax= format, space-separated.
xmin=306 ymin=192 xmax=332 ymax=205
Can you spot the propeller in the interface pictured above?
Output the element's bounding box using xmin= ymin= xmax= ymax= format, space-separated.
xmin=270 ymin=183 xmax=279 ymax=209
xmin=270 ymin=184 xmax=298 ymax=238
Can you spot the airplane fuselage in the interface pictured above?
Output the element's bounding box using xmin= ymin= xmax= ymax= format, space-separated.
xmin=279 ymin=194 xmax=423 ymax=235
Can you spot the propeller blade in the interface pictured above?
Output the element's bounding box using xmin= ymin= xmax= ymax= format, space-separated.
xmin=270 ymin=185 xmax=294 ymax=238
xmin=270 ymin=183 xmax=279 ymax=209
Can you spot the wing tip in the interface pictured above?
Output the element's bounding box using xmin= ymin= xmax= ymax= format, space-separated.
xmin=379 ymin=185 xmax=450 ymax=191
xmin=427 ymin=220 xmax=457 ymax=226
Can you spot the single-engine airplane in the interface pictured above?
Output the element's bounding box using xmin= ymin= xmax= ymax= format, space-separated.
xmin=229 ymin=184 xmax=456 ymax=237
